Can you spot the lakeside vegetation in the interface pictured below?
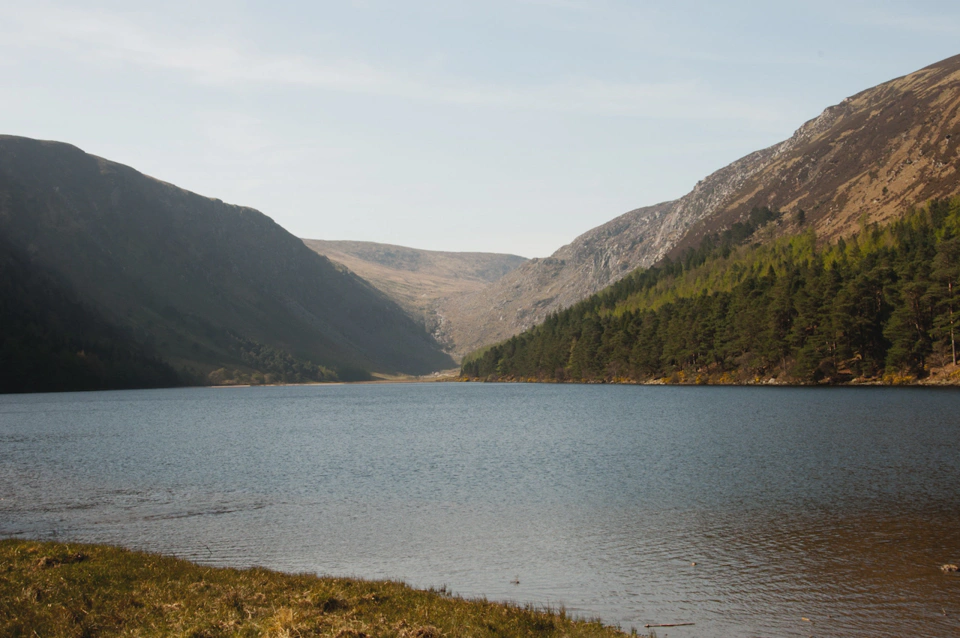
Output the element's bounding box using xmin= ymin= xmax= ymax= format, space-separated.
xmin=0 ymin=540 xmax=632 ymax=638
xmin=462 ymin=198 xmax=960 ymax=385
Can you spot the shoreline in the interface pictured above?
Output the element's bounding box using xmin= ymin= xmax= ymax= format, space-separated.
xmin=456 ymin=361 xmax=960 ymax=388
xmin=455 ymin=377 xmax=960 ymax=388
xmin=5 ymin=375 xmax=959 ymax=397
xmin=1 ymin=539 xmax=633 ymax=637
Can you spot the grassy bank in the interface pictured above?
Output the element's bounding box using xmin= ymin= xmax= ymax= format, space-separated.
xmin=0 ymin=540 xmax=631 ymax=638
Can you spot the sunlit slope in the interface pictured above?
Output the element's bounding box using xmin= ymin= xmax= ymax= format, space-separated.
xmin=0 ymin=136 xmax=454 ymax=383
xmin=304 ymin=239 xmax=526 ymax=346
xmin=438 ymin=201 xmax=675 ymax=357
xmin=463 ymin=199 xmax=960 ymax=384
xmin=443 ymin=54 xmax=960 ymax=358
xmin=671 ymin=53 xmax=960 ymax=254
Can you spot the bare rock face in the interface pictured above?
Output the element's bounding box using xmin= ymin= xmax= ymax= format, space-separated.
xmin=439 ymin=54 xmax=960 ymax=359
xmin=437 ymin=119 xmax=809 ymax=357
xmin=437 ymin=202 xmax=673 ymax=357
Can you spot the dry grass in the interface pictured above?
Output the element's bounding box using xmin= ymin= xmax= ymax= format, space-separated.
xmin=0 ymin=540 xmax=631 ymax=638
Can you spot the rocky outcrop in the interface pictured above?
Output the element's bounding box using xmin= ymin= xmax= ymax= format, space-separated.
xmin=440 ymin=54 xmax=960 ymax=359
xmin=437 ymin=201 xmax=674 ymax=356
xmin=437 ymin=110 xmax=824 ymax=357
xmin=673 ymin=54 xmax=960 ymax=251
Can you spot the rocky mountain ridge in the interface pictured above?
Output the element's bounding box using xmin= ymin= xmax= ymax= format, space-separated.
xmin=439 ymin=53 xmax=960 ymax=358
xmin=671 ymin=53 xmax=960 ymax=252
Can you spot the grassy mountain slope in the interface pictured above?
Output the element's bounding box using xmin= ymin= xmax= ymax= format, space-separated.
xmin=303 ymin=239 xmax=525 ymax=346
xmin=0 ymin=136 xmax=454 ymax=386
xmin=462 ymin=199 xmax=960 ymax=385
xmin=442 ymin=54 xmax=960 ymax=357
xmin=671 ymin=53 xmax=960 ymax=255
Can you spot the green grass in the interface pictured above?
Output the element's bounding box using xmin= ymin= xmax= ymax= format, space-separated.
xmin=0 ymin=540 xmax=633 ymax=638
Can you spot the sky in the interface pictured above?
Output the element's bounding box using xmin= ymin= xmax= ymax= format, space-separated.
xmin=2 ymin=1 xmax=959 ymax=257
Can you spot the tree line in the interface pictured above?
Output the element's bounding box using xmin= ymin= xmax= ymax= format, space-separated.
xmin=206 ymin=334 xmax=344 ymax=386
xmin=462 ymin=199 xmax=960 ymax=384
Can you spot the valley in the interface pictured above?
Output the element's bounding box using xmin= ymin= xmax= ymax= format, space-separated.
xmin=3 ymin=55 xmax=960 ymax=390
xmin=303 ymin=239 xmax=525 ymax=348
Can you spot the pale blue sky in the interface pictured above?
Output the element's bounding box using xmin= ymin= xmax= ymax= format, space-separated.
xmin=2 ymin=1 xmax=959 ymax=256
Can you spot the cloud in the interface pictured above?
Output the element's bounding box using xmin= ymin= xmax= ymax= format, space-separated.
xmin=0 ymin=2 xmax=790 ymax=124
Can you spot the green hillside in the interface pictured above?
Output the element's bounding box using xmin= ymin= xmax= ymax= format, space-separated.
xmin=0 ymin=136 xmax=454 ymax=391
xmin=462 ymin=198 xmax=960 ymax=385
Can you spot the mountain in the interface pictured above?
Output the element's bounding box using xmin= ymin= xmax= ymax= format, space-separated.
xmin=437 ymin=201 xmax=675 ymax=356
xmin=0 ymin=236 xmax=181 ymax=393
xmin=0 ymin=136 xmax=454 ymax=389
xmin=303 ymin=239 xmax=526 ymax=346
xmin=462 ymin=198 xmax=960 ymax=385
xmin=669 ymin=53 xmax=960 ymax=254
xmin=443 ymin=54 xmax=960 ymax=358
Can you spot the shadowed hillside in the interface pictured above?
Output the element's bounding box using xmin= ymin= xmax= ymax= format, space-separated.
xmin=0 ymin=136 xmax=454 ymax=389
xmin=0 ymin=237 xmax=181 ymax=393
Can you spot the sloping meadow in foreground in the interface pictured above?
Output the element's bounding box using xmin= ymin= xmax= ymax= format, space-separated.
xmin=0 ymin=540 xmax=632 ymax=638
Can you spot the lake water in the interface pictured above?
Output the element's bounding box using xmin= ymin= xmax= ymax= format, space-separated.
xmin=1 ymin=383 xmax=959 ymax=637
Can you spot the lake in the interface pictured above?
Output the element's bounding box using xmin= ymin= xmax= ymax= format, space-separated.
xmin=1 ymin=383 xmax=958 ymax=637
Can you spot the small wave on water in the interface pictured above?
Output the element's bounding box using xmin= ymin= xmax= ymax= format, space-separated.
xmin=2 ymin=384 xmax=959 ymax=637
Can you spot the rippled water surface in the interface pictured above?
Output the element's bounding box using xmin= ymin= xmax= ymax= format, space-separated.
xmin=2 ymin=384 xmax=959 ymax=636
